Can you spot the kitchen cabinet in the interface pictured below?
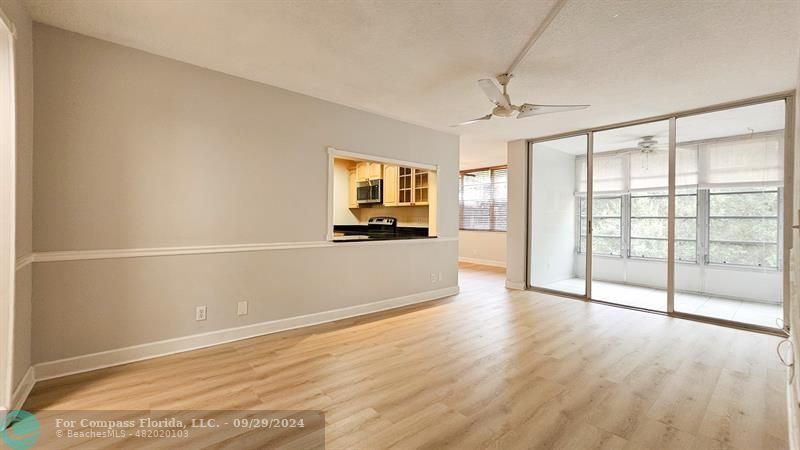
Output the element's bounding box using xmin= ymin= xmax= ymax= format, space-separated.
xmin=413 ymin=169 xmax=429 ymax=205
xmin=398 ymin=166 xmax=413 ymax=205
xmin=356 ymin=162 xmax=382 ymax=182
xmin=383 ymin=165 xmax=399 ymax=206
xmin=356 ymin=162 xmax=368 ymax=182
xmin=349 ymin=161 xmax=429 ymax=208
xmin=348 ymin=168 xmax=358 ymax=208
xmin=390 ymin=166 xmax=428 ymax=206
xmin=369 ymin=162 xmax=383 ymax=180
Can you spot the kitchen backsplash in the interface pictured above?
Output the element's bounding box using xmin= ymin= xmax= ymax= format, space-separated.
xmin=354 ymin=205 xmax=429 ymax=227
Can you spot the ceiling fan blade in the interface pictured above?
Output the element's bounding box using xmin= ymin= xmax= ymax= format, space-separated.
xmin=517 ymin=103 xmax=589 ymax=118
xmin=478 ymin=79 xmax=511 ymax=110
xmin=451 ymin=114 xmax=492 ymax=127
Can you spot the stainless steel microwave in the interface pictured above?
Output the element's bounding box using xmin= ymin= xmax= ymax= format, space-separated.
xmin=357 ymin=180 xmax=382 ymax=204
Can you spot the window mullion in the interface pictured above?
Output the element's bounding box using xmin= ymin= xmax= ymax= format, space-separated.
xmin=576 ymin=197 xmax=582 ymax=254
xmin=699 ymin=189 xmax=709 ymax=265
xmin=778 ymin=187 xmax=784 ymax=271
xmin=489 ymin=169 xmax=496 ymax=231
xmin=623 ymin=193 xmax=631 ymax=258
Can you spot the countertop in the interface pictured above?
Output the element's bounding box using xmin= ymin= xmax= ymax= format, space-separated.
xmin=332 ymin=225 xmax=434 ymax=242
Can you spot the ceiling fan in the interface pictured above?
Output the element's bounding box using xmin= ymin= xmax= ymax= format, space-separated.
xmin=637 ymin=136 xmax=660 ymax=153
xmin=455 ymin=74 xmax=590 ymax=126
xmin=453 ymin=0 xmax=589 ymax=126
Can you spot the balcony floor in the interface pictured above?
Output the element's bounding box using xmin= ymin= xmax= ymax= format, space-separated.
xmin=543 ymin=278 xmax=782 ymax=328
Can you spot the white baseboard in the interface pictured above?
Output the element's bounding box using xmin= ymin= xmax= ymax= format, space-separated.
xmin=458 ymin=257 xmax=506 ymax=268
xmin=10 ymin=366 xmax=34 ymax=411
xmin=505 ymin=280 xmax=526 ymax=290
xmin=33 ymin=285 xmax=459 ymax=382
xmin=0 ymin=367 xmax=35 ymax=430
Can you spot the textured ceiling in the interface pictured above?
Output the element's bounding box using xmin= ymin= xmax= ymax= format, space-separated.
xmin=459 ymin=136 xmax=507 ymax=170
xmin=25 ymin=0 xmax=800 ymax=144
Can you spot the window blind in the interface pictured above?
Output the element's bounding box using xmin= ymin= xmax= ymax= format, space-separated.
xmin=629 ymin=146 xmax=699 ymax=190
xmin=459 ymin=166 xmax=508 ymax=231
xmin=574 ymin=132 xmax=782 ymax=193
xmin=698 ymin=134 xmax=783 ymax=187
xmin=575 ymin=153 xmax=627 ymax=194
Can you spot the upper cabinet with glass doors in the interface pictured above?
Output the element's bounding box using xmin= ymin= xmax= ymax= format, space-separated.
xmin=392 ymin=166 xmax=428 ymax=206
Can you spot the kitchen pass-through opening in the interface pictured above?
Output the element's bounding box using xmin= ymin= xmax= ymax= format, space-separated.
xmin=326 ymin=147 xmax=438 ymax=242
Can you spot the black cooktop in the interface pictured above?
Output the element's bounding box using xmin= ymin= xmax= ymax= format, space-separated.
xmin=333 ymin=224 xmax=431 ymax=241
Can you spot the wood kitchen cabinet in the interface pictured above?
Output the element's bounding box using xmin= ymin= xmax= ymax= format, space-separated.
xmin=369 ymin=162 xmax=383 ymax=180
xmin=348 ymin=168 xmax=358 ymax=208
xmin=348 ymin=161 xmax=430 ymax=208
xmin=413 ymin=169 xmax=429 ymax=205
xmin=383 ymin=165 xmax=399 ymax=206
xmin=355 ymin=162 xmax=368 ymax=182
xmin=389 ymin=166 xmax=428 ymax=206
xmin=398 ymin=166 xmax=413 ymax=205
xmin=356 ymin=162 xmax=383 ymax=182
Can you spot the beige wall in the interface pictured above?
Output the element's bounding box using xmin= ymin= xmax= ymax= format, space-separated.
xmin=458 ymin=230 xmax=506 ymax=267
xmin=32 ymin=24 xmax=459 ymax=363
xmin=33 ymin=24 xmax=457 ymax=252
xmin=353 ymin=206 xmax=428 ymax=227
xmin=0 ymin=0 xmax=33 ymax=408
xmin=505 ymin=139 xmax=528 ymax=289
xmin=332 ymin=158 xmax=359 ymax=226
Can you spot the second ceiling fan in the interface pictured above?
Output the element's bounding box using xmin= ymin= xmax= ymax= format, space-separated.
xmin=454 ymin=0 xmax=589 ymax=126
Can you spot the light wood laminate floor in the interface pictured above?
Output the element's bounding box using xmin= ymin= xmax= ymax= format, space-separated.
xmin=25 ymin=263 xmax=788 ymax=449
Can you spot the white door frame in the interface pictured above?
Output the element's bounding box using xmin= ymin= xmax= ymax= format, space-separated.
xmin=0 ymin=9 xmax=16 ymax=411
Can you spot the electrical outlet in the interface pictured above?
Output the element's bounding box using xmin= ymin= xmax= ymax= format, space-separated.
xmin=196 ymin=305 xmax=207 ymax=321
xmin=431 ymin=272 xmax=437 ymax=283
xmin=237 ymin=301 xmax=248 ymax=316
xmin=438 ymin=272 xmax=443 ymax=282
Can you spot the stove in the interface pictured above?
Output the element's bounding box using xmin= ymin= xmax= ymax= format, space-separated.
xmin=367 ymin=216 xmax=397 ymax=238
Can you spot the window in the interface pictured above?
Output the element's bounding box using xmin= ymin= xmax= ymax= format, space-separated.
xmin=459 ymin=166 xmax=507 ymax=231
xmin=629 ymin=191 xmax=697 ymax=261
xmin=578 ymin=196 xmax=622 ymax=256
xmin=572 ymin=131 xmax=783 ymax=269
xmin=708 ymin=188 xmax=779 ymax=267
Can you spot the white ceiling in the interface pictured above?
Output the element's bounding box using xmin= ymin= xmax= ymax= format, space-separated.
xmin=459 ymin=136 xmax=507 ymax=170
xmin=25 ymin=0 xmax=800 ymax=145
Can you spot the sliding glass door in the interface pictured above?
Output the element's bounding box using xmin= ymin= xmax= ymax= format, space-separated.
xmin=590 ymin=120 xmax=670 ymax=311
xmin=673 ymin=100 xmax=786 ymax=328
xmin=527 ymin=95 xmax=791 ymax=332
xmin=529 ymin=135 xmax=588 ymax=296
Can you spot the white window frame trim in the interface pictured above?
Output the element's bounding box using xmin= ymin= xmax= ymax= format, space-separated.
xmin=458 ymin=166 xmax=508 ymax=233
